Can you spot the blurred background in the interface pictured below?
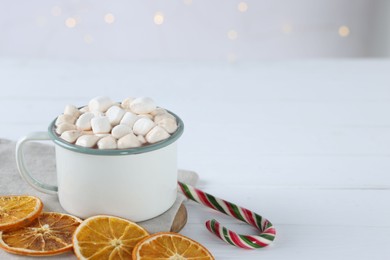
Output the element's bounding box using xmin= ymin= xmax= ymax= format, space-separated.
xmin=1 ymin=0 xmax=389 ymax=61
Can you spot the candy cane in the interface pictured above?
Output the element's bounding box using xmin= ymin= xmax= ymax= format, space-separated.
xmin=178 ymin=181 xmax=276 ymax=249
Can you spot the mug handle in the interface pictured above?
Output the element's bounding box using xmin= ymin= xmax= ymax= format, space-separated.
xmin=15 ymin=132 xmax=58 ymax=195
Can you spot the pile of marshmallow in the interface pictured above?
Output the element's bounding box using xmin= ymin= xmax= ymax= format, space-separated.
xmin=55 ymin=96 xmax=178 ymax=149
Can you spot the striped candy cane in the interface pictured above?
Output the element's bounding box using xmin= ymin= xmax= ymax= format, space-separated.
xmin=178 ymin=181 xmax=276 ymax=249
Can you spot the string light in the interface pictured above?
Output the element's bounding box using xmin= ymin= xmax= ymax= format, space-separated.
xmin=282 ymin=24 xmax=293 ymax=34
xmin=227 ymin=30 xmax=238 ymax=40
xmin=41 ymin=3 xmax=352 ymax=59
xmin=104 ymin=13 xmax=115 ymax=24
xmin=238 ymin=2 xmax=248 ymax=12
xmin=154 ymin=12 xmax=164 ymax=25
xmin=338 ymin=25 xmax=350 ymax=37
xmin=51 ymin=6 xmax=62 ymax=17
xmin=84 ymin=34 xmax=94 ymax=44
xmin=65 ymin=17 xmax=77 ymax=28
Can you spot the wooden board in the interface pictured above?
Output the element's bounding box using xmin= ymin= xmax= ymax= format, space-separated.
xmin=170 ymin=204 xmax=187 ymax=233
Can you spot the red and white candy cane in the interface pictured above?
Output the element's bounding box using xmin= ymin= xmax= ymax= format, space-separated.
xmin=178 ymin=181 xmax=276 ymax=249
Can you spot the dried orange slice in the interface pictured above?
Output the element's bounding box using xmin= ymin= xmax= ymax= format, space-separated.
xmin=73 ymin=215 xmax=149 ymax=260
xmin=0 ymin=195 xmax=43 ymax=231
xmin=0 ymin=212 xmax=82 ymax=256
xmin=133 ymin=232 xmax=214 ymax=260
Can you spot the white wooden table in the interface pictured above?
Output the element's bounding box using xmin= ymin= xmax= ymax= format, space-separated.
xmin=0 ymin=59 xmax=389 ymax=259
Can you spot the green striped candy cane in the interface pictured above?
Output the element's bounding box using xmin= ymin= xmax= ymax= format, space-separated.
xmin=178 ymin=181 xmax=276 ymax=249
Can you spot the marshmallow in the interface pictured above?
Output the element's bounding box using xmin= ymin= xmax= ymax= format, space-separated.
xmin=64 ymin=105 xmax=80 ymax=118
xmin=130 ymin=97 xmax=156 ymax=114
xmin=91 ymin=116 xmax=112 ymax=134
xmin=132 ymin=117 xmax=156 ymax=136
xmin=138 ymin=114 xmax=154 ymax=120
xmin=56 ymin=123 xmax=76 ymax=134
xmin=106 ymin=106 xmax=126 ymax=125
xmin=76 ymin=112 xmax=95 ymax=131
xmin=145 ymin=126 xmax=170 ymax=144
xmin=75 ymin=135 xmax=100 ymax=148
xmin=97 ymin=135 xmax=117 ymax=149
xmin=57 ymin=96 xmax=179 ymax=148
xmin=88 ymin=96 xmax=114 ymax=112
xmin=60 ymin=130 xmax=82 ymax=143
xmin=157 ymin=117 xmax=178 ymax=134
xmin=82 ymin=130 xmax=94 ymax=135
xmin=95 ymin=133 xmax=110 ymax=137
xmin=90 ymin=110 xmax=105 ymax=117
xmin=137 ymin=135 xmax=147 ymax=144
xmin=121 ymin=97 xmax=135 ymax=109
xmin=154 ymin=112 xmax=176 ymax=124
xmin=55 ymin=114 xmax=76 ymax=126
xmin=150 ymin=108 xmax=168 ymax=116
xmin=117 ymin=133 xmax=142 ymax=149
xmin=111 ymin=124 xmax=132 ymax=139
xmin=79 ymin=106 xmax=89 ymax=113
xmin=120 ymin=112 xmax=139 ymax=127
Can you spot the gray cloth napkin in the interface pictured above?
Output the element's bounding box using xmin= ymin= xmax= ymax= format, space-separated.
xmin=0 ymin=139 xmax=198 ymax=259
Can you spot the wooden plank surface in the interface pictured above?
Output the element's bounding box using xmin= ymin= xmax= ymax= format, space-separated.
xmin=0 ymin=59 xmax=389 ymax=259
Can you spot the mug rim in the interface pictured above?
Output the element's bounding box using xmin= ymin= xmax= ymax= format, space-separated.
xmin=48 ymin=109 xmax=184 ymax=155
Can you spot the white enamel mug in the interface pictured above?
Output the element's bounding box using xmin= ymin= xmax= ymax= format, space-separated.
xmin=15 ymin=112 xmax=184 ymax=222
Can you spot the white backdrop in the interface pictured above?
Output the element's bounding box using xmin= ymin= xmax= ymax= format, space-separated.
xmin=0 ymin=0 xmax=389 ymax=61
xmin=0 ymin=2 xmax=390 ymax=259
